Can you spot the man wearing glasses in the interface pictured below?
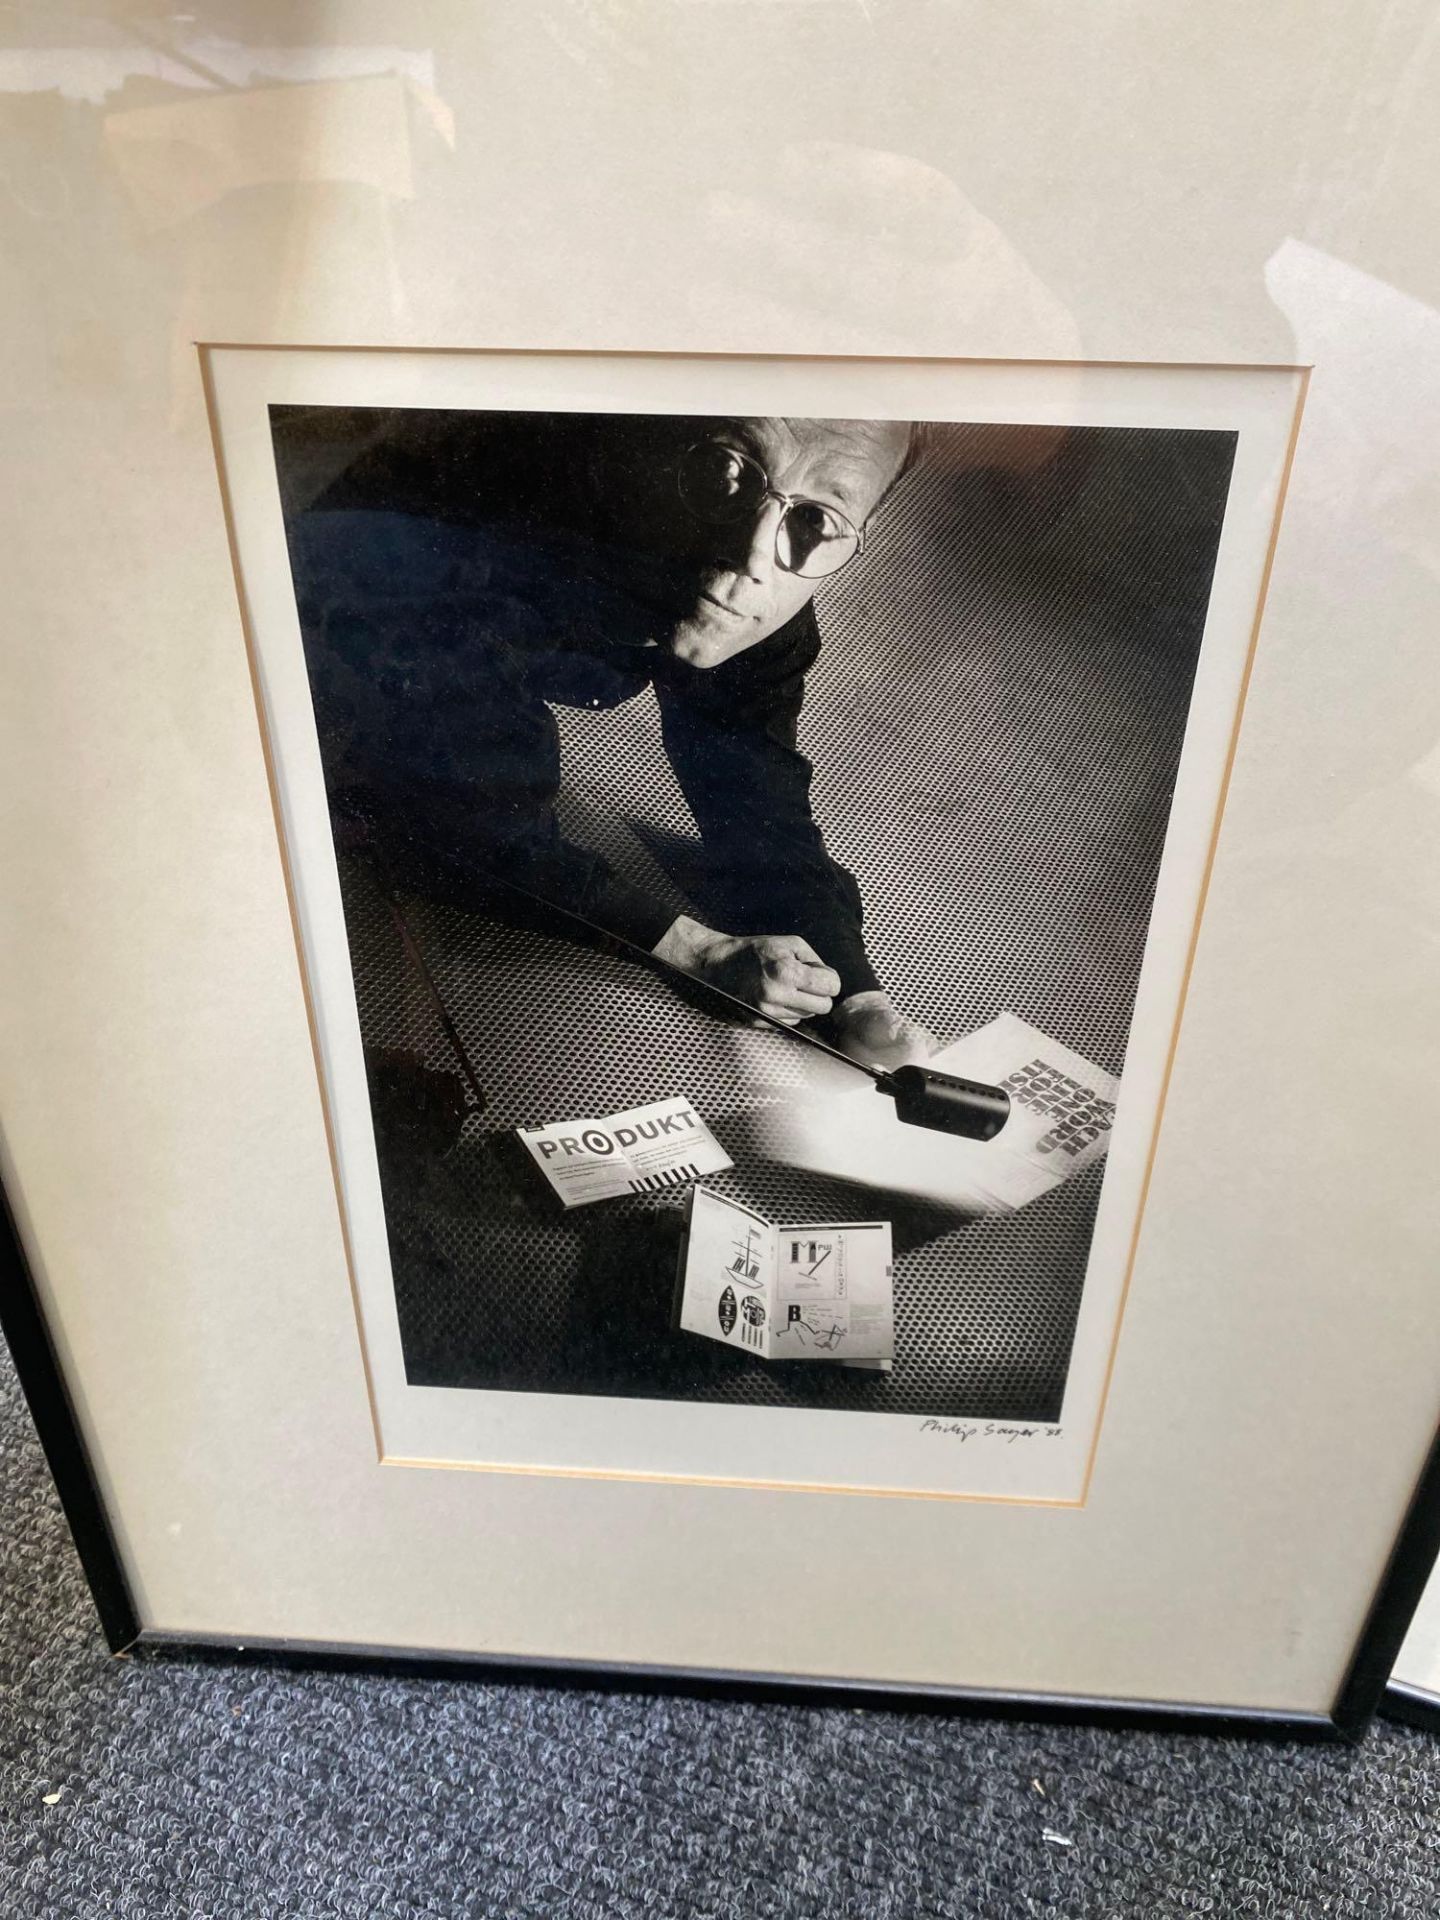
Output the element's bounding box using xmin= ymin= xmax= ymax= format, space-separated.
xmin=601 ymin=414 xmax=929 ymax=1068
xmin=288 ymin=410 xmax=932 ymax=1070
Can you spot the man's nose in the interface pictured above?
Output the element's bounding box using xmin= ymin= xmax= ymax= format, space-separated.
xmin=725 ymin=496 xmax=785 ymax=582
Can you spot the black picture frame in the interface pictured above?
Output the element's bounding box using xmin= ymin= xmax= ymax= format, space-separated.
xmin=6 ymin=1180 xmax=1440 ymax=1742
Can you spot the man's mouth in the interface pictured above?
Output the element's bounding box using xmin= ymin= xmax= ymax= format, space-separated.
xmin=697 ymin=591 xmax=753 ymax=622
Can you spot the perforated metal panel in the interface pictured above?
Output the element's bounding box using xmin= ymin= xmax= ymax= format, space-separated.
xmin=315 ymin=421 xmax=1236 ymax=1421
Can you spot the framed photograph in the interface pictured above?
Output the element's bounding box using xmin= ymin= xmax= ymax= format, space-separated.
xmin=4 ymin=2 xmax=1439 ymax=1737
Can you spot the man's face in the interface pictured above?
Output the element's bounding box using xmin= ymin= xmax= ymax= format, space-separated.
xmin=604 ymin=415 xmax=909 ymax=669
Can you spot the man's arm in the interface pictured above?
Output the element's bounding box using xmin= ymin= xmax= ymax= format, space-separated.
xmin=650 ymin=612 xmax=881 ymax=1000
xmin=650 ymin=612 xmax=937 ymax=1065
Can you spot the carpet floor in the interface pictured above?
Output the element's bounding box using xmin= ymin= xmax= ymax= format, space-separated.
xmin=1 ymin=1339 xmax=1437 ymax=1918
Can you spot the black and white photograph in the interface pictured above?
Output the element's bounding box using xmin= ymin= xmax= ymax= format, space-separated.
xmin=254 ymin=371 xmax=1246 ymax=1470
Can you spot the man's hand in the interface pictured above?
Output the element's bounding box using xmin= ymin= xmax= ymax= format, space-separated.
xmin=830 ymin=990 xmax=938 ymax=1071
xmin=653 ymin=916 xmax=841 ymax=1025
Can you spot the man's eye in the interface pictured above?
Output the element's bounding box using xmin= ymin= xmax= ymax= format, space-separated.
xmin=789 ymin=501 xmax=842 ymax=541
xmin=706 ymin=447 xmax=747 ymax=494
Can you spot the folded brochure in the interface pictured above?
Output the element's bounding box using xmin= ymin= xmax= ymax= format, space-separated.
xmin=517 ymin=1095 xmax=732 ymax=1208
xmin=676 ymin=1187 xmax=894 ymax=1366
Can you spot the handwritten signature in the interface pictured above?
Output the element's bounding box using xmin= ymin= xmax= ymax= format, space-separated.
xmin=917 ymin=1419 xmax=1061 ymax=1444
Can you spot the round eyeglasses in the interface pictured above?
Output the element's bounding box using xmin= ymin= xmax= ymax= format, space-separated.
xmin=676 ymin=441 xmax=865 ymax=580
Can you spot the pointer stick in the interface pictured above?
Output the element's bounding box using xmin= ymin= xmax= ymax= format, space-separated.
xmin=368 ymin=839 xmax=1008 ymax=1143
xmin=381 ymin=890 xmax=488 ymax=1112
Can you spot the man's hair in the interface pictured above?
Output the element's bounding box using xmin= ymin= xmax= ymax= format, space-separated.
xmin=899 ymin=418 xmax=934 ymax=484
xmin=873 ymin=419 xmax=932 ymax=517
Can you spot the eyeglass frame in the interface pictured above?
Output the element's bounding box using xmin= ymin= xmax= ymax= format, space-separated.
xmin=674 ymin=439 xmax=869 ymax=579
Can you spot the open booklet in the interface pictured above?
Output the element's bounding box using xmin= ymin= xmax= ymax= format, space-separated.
xmin=675 ymin=1187 xmax=894 ymax=1366
xmin=765 ymin=1012 xmax=1119 ymax=1212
